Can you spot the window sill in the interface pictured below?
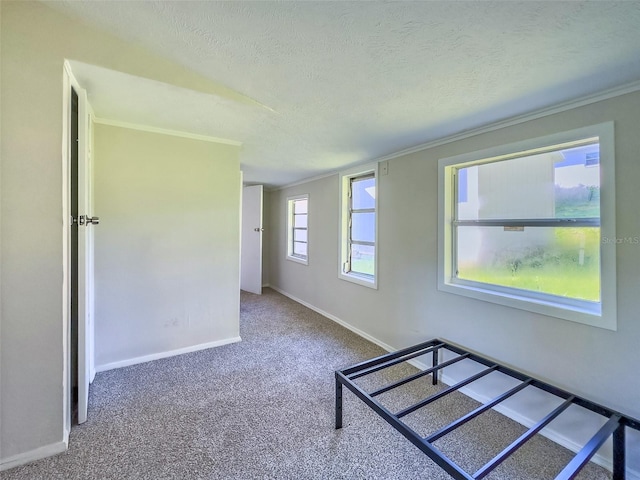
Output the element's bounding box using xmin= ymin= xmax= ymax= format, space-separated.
xmin=286 ymin=255 xmax=308 ymax=266
xmin=339 ymin=271 xmax=377 ymax=289
xmin=438 ymin=279 xmax=615 ymax=331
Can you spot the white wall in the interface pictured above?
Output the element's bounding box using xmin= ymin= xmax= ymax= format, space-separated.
xmin=262 ymin=190 xmax=271 ymax=287
xmin=268 ymin=91 xmax=640 ymax=473
xmin=93 ymin=124 xmax=240 ymax=369
xmin=0 ymin=1 xmax=243 ymax=467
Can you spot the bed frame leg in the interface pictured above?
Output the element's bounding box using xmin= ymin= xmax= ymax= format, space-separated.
xmin=613 ymin=422 xmax=625 ymax=480
xmin=432 ymin=348 xmax=439 ymax=386
xmin=335 ymin=374 xmax=343 ymax=429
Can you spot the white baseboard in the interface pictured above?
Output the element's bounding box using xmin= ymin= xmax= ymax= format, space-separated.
xmin=262 ymin=282 xmax=270 ymax=288
xmin=95 ymin=336 xmax=242 ymax=373
xmin=269 ymin=285 xmax=639 ymax=480
xmin=269 ymin=286 xmax=397 ymax=353
xmin=0 ymin=439 xmax=68 ymax=472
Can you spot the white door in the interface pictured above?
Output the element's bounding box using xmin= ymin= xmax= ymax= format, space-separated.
xmin=240 ymin=185 xmax=263 ymax=294
xmin=76 ymin=87 xmax=95 ymax=425
xmin=67 ymin=74 xmax=96 ymax=426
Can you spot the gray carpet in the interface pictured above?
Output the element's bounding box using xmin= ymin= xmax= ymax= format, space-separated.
xmin=3 ymin=289 xmax=610 ymax=479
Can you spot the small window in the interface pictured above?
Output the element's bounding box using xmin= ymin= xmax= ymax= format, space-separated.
xmin=287 ymin=194 xmax=309 ymax=264
xmin=438 ymin=123 xmax=616 ymax=329
xmin=339 ymin=164 xmax=378 ymax=288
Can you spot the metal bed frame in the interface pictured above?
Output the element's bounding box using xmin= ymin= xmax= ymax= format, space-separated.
xmin=335 ymin=339 xmax=640 ymax=480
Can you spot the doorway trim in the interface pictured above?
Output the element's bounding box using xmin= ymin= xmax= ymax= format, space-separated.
xmin=62 ymin=60 xmax=92 ymax=442
xmin=240 ymin=184 xmax=264 ymax=295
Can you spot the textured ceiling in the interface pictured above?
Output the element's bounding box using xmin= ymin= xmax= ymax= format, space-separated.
xmin=48 ymin=1 xmax=640 ymax=187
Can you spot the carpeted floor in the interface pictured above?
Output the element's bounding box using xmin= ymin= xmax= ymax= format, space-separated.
xmin=2 ymin=288 xmax=610 ymax=479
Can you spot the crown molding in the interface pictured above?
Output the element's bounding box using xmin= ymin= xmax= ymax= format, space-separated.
xmin=93 ymin=117 xmax=242 ymax=146
xmin=267 ymin=170 xmax=338 ymax=192
xmin=276 ymin=79 xmax=640 ymax=191
xmin=374 ymin=79 xmax=640 ymax=164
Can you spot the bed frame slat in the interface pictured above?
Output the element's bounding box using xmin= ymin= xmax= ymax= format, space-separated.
xmin=394 ymin=365 xmax=498 ymax=419
xmin=554 ymin=415 xmax=622 ymax=480
xmin=472 ymin=396 xmax=575 ymax=480
xmin=346 ymin=343 xmax=444 ymax=380
xmin=371 ymin=353 xmax=470 ymax=398
xmin=425 ymin=379 xmax=533 ymax=443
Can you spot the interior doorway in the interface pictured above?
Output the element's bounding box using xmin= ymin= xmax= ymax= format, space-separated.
xmin=64 ymin=62 xmax=96 ymax=432
xmin=70 ymin=87 xmax=80 ymax=423
xmin=240 ymin=185 xmax=264 ymax=294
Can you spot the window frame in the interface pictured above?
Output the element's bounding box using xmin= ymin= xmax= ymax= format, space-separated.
xmin=438 ymin=122 xmax=616 ymax=330
xmin=286 ymin=194 xmax=309 ymax=265
xmin=339 ymin=163 xmax=378 ymax=289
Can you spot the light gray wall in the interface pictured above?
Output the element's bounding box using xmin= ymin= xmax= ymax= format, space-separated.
xmin=94 ymin=124 xmax=240 ymax=368
xmin=268 ymin=91 xmax=640 ymax=469
xmin=0 ymin=1 xmax=243 ymax=464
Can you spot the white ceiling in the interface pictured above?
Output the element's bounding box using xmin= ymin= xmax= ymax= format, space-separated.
xmin=48 ymin=1 xmax=640 ymax=188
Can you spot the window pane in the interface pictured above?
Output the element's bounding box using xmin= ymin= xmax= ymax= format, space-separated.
xmin=294 ymin=199 xmax=308 ymax=214
xmin=293 ymin=242 xmax=307 ymax=256
xmin=293 ymin=229 xmax=307 ymax=242
xmin=456 ymin=226 xmax=600 ymax=301
xmin=554 ymin=144 xmax=600 ymax=218
xmin=351 ymin=245 xmax=375 ymax=276
xmin=351 ymin=212 xmax=375 ymax=243
xmin=457 ymin=143 xmax=600 ymax=220
xmin=294 ymin=213 xmax=307 ymax=228
xmin=352 ymin=176 xmax=376 ymax=210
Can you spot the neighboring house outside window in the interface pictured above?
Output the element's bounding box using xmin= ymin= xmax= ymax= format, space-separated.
xmin=287 ymin=194 xmax=309 ymax=265
xmin=339 ymin=163 xmax=378 ymax=288
xmin=438 ymin=123 xmax=616 ymax=330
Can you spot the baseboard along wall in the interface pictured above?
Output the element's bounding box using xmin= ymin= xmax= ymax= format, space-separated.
xmin=1 ymin=337 xmax=243 ymax=471
xmin=0 ymin=439 xmax=68 ymax=472
xmin=95 ymin=336 xmax=242 ymax=373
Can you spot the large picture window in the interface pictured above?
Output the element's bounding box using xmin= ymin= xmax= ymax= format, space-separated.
xmin=438 ymin=123 xmax=616 ymax=329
